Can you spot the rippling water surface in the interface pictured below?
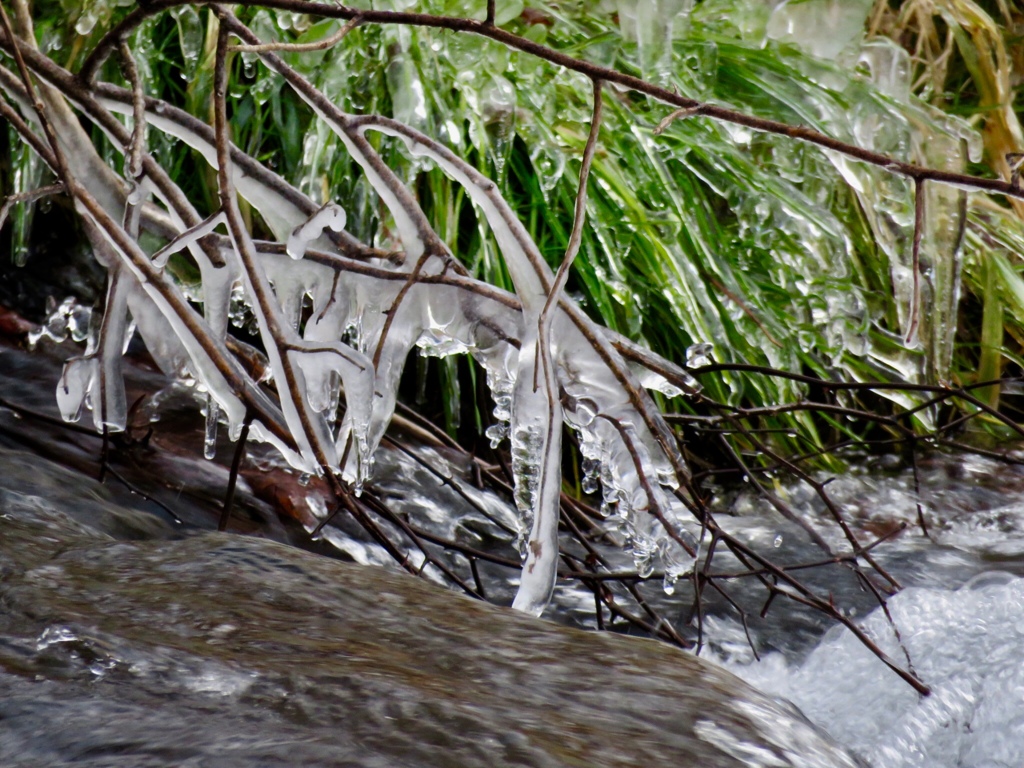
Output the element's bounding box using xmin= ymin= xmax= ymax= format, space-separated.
xmin=2 ymin=339 xmax=1023 ymax=766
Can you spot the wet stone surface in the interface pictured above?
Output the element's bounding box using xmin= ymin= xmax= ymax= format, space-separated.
xmin=0 ymin=445 xmax=860 ymax=767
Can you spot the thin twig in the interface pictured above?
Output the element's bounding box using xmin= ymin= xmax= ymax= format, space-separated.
xmin=0 ymin=183 xmax=64 ymax=230
xmin=653 ymin=106 xmax=701 ymax=135
xmin=117 ymin=37 xmax=146 ymax=181
xmin=219 ymin=409 xmax=253 ymax=531
xmin=104 ymin=465 xmax=184 ymax=526
xmin=534 ymin=78 xmax=603 ymax=391
xmin=229 ymin=15 xmax=362 ymax=52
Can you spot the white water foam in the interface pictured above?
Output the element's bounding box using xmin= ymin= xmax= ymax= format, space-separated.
xmin=725 ymin=572 xmax=1024 ymax=767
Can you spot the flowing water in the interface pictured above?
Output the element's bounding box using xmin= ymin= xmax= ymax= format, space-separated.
xmin=717 ymin=454 xmax=1024 ymax=768
xmin=2 ymin=337 xmax=1023 ymax=766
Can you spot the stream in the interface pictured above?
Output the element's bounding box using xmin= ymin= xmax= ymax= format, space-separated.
xmin=2 ymin=335 xmax=1023 ymax=767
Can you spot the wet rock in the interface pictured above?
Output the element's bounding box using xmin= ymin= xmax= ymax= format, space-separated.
xmin=0 ymin=451 xmax=860 ymax=767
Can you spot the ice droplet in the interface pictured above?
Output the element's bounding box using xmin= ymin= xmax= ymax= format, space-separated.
xmin=75 ymin=9 xmax=99 ymax=36
xmin=686 ymin=342 xmax=713 ymax=368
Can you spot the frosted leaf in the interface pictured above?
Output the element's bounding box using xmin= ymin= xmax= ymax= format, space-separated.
xmin=493 ymin=0 xmax=525 ymax=25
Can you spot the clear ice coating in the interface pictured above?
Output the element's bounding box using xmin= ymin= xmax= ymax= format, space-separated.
xmin=8 ymin=20 xmax=701 ymax=618
xmin=28 ymin=297 xmax=93 ymax=348
xmin=685 ymin=342 xmax=714 ymax=368
xmin=286 ymin=203 xmax=347 ymax=260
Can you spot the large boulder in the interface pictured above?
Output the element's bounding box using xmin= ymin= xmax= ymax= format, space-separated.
xmin=0 ymin=447 xmax=860 ymax=768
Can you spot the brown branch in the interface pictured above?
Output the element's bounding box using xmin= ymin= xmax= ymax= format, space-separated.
xmin=72 ymin=0 xmax=1024 ymax=204
xmin=229 ymin=14 xmax=362 ymax=52
xmin=218 ymin=409 xmax=253 ymax=531
xmin=535 ymin=77 xmax=603 ymax=391
xmin=117 ymin=37 xmax=146 ymax=181
xmin=704 ymin=519 xmax=930 ymax=695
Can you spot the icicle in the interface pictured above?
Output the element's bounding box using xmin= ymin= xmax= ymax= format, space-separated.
xmin=357 ymin=116 xmax=692 ymax=586
xmin=93 ymin=271 xmax=131 ymax=432
xmin=41 ymin=49 xmax=704 ymax=586
xmin=204 ymin=393 xmax=220 ymax=460
xmin=510 ymin=323 xmax=564 ymax=616
xmin=52 ymin=270 xmax=131 ymax=432
xmin=335 ymin=282 xmax=420 ymax=484
xmin=56 ymin=356 xmax=96 ymax=424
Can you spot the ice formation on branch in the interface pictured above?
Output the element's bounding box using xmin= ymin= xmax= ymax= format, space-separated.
xmin=0 ymin=18 xmax=699 ymax=616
